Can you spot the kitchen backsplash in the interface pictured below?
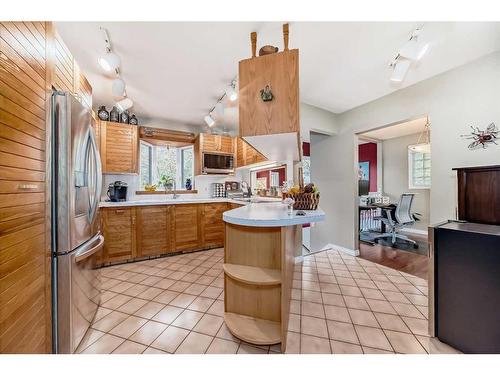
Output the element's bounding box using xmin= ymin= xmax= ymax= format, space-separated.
xmin=101 ymin=173 xmax=244 ymax=201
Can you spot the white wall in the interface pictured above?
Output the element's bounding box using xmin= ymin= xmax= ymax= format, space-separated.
xmin=382 ymin=133 xmax=430 ymax=231
xmin=300 ymin=102 xmax=339 ymax=142
xmin=312 ymin=51 xmax=500 ymax=250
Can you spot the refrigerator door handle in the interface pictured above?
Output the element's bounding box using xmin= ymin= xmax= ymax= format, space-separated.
xmin=87 ymin=126 xmax=102 ymax=223
xmin=74 ymin=234 xmax=104 ymax=263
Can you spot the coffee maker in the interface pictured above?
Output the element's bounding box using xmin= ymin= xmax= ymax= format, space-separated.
xmin=107 ymin=181 xmax=128 ymax=202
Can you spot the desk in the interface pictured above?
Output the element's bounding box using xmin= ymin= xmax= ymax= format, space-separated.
xmin=359 ymin=204 xmax=395 ymax=238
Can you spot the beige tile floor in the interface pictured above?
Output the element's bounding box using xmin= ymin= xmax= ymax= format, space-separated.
xmin=77 ymin=247 xmax=459 ymax=354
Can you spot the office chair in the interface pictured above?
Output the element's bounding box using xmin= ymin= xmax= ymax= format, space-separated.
xmin=373 ymin=193 xmax=418 ymax=248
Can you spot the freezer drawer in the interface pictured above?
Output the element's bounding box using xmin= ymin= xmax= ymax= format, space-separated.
xmin=57 ymin=234 xmax=104 ymax=353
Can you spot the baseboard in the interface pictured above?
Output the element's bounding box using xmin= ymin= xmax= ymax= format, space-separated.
xmin=323 ymin=243 xmax=360 ymax=257
xmin=400 ymin=228 xmax=428 ymax=236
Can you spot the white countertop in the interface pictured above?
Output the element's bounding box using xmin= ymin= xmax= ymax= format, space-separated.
xmin=99 ymin=196 xmax=281 ymax=208
xmin=223 ymin=202 xmax=325 ymax=227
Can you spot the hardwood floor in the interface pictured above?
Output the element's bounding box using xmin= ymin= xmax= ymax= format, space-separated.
xmin=359 ymin=234 xmax=429 ymax=279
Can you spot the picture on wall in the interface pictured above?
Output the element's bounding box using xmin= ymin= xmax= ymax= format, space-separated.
xmin=358 ymin=161 xmax=370 ymax=181
xmin=358 ymin=161 xmax=370 ymax=196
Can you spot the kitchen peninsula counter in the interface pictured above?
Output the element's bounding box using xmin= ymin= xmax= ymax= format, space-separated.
xmin=222 ymin=203 xmax=325 ymax=352
xmin=99 ymin=196 xmax=281 ymax=208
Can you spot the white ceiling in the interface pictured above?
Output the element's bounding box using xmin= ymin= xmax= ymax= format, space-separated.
xmin=56 ymin=22 xmax=500 ymax=132
xmin=360 ymin=117 xmax=428 ymax=141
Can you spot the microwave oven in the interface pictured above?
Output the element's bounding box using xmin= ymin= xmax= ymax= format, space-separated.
xmin=202 ymin=152 xmax=234 ymax=174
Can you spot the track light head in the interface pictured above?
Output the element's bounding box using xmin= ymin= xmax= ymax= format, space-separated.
xmin=111 ymin=78 xmax=126 ymax=97
xmin=390 ymin=59 xmax=411 ymax=82
xmin=225 ymin=81 xmax=238 ymax=102
xmin=204 ymin=114 xmax=215 ymax=127
xmin=116 ymin=97 xmax=133 ymax=111
xmin=98 ymin=51 xmax=121 ymax=73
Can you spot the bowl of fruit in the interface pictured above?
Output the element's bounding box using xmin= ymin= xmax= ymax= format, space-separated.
xmin=144 ymin=184 xmax=158 ymax=192
xmin=282 ymin=183 xmax=320 ymax=210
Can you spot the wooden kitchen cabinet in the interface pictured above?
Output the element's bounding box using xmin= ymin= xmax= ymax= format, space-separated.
xmin=194 ymin=133 xmax=236 ymax=175
xmin=201 ymin=203 xmax=227 ymax=248
xmin=236 ymin=137 xmax=267 ymax=168
xmin=100 ymin=121 xmax=139 ymax=174
xmin=102 ymin=207 xmax=137 ymax=263
xmin=173 ymin=204 xmax=202 ymax=251
xmin=198 ymin=133 xmax=234 ymax=154
xmin=239 ymin=49 xmax=299 ymax=137
xmin=136 ymin=205 xmax=174 ymax=257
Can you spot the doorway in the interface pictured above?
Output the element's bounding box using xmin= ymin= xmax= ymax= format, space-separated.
xmin=355 ymin=116 xmax=431 ymax=279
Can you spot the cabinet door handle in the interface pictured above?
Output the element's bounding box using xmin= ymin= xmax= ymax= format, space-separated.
xmin=18 ymin=184 xmax=39 ymax=190
xmin=115 ymin=209 xmax=126 ymax=214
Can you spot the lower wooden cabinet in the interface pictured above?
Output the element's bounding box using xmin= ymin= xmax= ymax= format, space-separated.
xmin=100 ymin=202 xmax=242 ymax=265
xmin=136 ymin=205 xmax=174 ymax=257
xmin=173 ymin=204 xmax=203 ymax=251
xmin=202 ymin=203 xmax=227 ymax=248
xmin=102 ymin=207 xmax=137 ymax=263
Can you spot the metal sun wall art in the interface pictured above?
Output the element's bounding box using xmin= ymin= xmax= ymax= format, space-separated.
xmin=461 ymin=122 xmax=499 ymax=150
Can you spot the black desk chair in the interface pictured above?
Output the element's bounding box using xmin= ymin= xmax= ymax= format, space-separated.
xmin=373 ymin=193 xmax=418 ymax=248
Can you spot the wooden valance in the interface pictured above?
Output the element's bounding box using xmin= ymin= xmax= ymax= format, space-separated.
xmin=139 ymin=126 xmax=196 ymax=147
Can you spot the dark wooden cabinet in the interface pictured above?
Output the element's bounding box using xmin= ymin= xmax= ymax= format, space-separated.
xmin=454 ymin=165 xmax=500 ymax=225
xmin=102 ymin=207 xmax=136 ymax=263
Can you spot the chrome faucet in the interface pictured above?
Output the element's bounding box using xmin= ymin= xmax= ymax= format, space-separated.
xmin=172 ymin=180 xmax=179 ymax=199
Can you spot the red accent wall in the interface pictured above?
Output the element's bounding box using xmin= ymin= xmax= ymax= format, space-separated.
xmin=256 ymin=167 xmax=286 ymax=189
xmin=358 ymin=142 xmax=377 ymax=192
xmin=303 ymin=142 xmax=310 ymax=157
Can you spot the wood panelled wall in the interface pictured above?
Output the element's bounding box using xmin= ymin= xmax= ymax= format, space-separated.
xmin=0 ymin=22 xmax=91 ymax=353
xmin=0 ymin=21 xmax=51 ymax=353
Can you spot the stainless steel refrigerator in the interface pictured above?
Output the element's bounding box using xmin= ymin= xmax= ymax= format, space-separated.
xmin=51 ymin=92 xmax=104 ymax=353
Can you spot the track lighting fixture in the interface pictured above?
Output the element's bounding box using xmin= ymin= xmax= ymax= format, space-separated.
xmin=389 ymin=26 xmax=429 ymax=83
xmin=98 ymin=51 xmax=121 ymax=73
xmin=203 ymin=77 xmax=238 ymax=127
xmin=116 ymin=97 xmax=133 ymax=111
xmin=390 ymin=59 xmax=411 ymax=82
xmin=399 ymin=28 xmax=429 ymax=61
xmin=98 ymin=27 xmax=121 ymax=73
xmin=204 ymin=114 xmax=215 ymax=127
xmin=225 ymin=80 xmax=238 ymax=101
xmin=98 ymin=27 xmax=136 ymax=114
xmin=214 ymin=102 xmax=225 ymax=118
xmin=111 ymin=78 xmax=126 ymax=97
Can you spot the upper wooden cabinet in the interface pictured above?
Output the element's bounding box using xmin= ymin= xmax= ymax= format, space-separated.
xmin=100 ymin=121 xmax=139 ymax=174
xmin=197 ymin=133 xmax=234 ymax=154
xmin=236 ymin=137 xmax=267 ymax=168
xmin=238 ymin=50 xmax=299 ymax=137
xmin=194 ymin=133 xmax=236 ymax=175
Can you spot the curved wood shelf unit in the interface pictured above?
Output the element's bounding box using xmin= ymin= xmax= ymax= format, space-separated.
xmin=224 ymin=312 xmax=281 ymax=345
xmin=223 ymin=263 xmax=281 ymax=286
